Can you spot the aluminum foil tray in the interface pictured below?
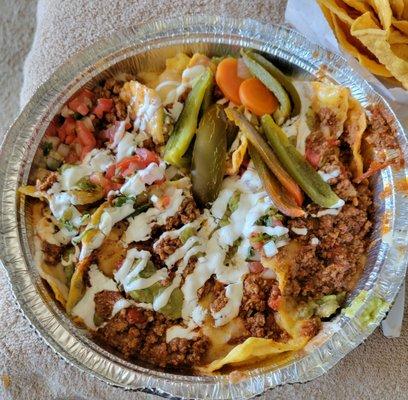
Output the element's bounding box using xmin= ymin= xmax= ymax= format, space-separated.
xmin=1 ymin=15 xmax=408 ymax=400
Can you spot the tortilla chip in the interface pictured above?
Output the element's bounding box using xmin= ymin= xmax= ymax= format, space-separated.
xmin=320 ymin=4 xmax=336 ymax=30
xmin=357 ymin=54 xmax=393 ymax=76
xmin=345 ymin=96 xmax=367 ymax=178
xmin=33 ymin=231 xmax=69 ymax=307
xmin=225 ymin=132 xmax=248 ymax=175
xmin=351 ymin=12 xmax=408 ymax=88
xmin=311 ymin=81 xmax=350 ymax=138
xmin=317 ymin=0 xmax=355 ymax=25
xmin=201 ymin=336 xmax=308 ymax=373
xmin=389 ymin=27 xmax=408 ymax=44
xmin=392 ymin=19 xmax=408 ymax=35
xmin=366 ymin=0 xmax=392 ymax=30
xmin=390 ymin=0 xmax=405 ymax=18
xmin=331 ymin=12 xmax=392 ymax=77
xmin=391 ymin=43 xmax=408 ymax=60
xmin=340 ymin=0 xmax=371 ymax=13
xmin=66 ymin=256 xmax=92 ymax=313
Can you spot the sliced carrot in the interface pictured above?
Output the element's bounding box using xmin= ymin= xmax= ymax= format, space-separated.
xmin=215 ymin=58 xmax=244 ymax=105
xmin=239 ymin=77 xmax=278 ymax=116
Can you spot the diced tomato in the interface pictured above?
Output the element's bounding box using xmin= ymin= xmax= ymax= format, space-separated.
xmin=68 ymin=89 xmax=94 ymax=116
xmin=90 ymin=173 xmax=121 ymax=195
xmin=57 ymin=116 xmax=76 ymax=142
xmin=93 ymin=98 xmax=113 ymax=119
xmin=76 ymin=120 xmax=96 ymax=147
xmin=65 ymin=133 xmax=76 ymax=145
xmin=268 ymin=295 xmax=281 ymax=311
xmin=249 ymin=261 xmax=264 ymax=274
xmin=155 ymin=194 xmax=171 ymax=210
xmin=116 ymin=149 xmax=159 ymax=177
xmin=105 ymin=164 xmax=116 ymax=180
xmin=267 ymin=286 xmax=282 ymax=311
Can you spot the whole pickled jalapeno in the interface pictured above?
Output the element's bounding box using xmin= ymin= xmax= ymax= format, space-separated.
xmin=224 ymin=108 xmax=303 ymax=206
xmin=249 ymin=144 xmax=305 ymax=218
xmin=191 ymin=104 xmax=228 ymax=206
xmin=164 ymin=69 xmax=214 ymax=167
xmin=261 ymin=115 xmax=342 ymax=208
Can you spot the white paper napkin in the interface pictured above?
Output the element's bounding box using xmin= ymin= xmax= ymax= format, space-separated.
xmin=285 ymin=0 xmax=406 ymax=338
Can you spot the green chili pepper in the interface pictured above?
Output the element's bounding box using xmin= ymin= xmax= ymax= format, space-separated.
xmin=164 ymin=69 xmax=213 ymax=167
xmin=241 ymin=49 xmax=301 ymax=118
xmin=261 ymin=115 xmax=342 ymax=208
xmin=191 ymin=104 xmax=227 ymax=206
xmin=240 ymin=49 xmax=292 ymax=125
xmin=224 ymin=108 xmax=303 ymax=206
xmin=249 ymin=144 xmax=304 ymax=218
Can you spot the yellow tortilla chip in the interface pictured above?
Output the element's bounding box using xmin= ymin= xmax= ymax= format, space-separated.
xmin=311 ymin=81 xmax=350 ymax=138
xmin=225 ymin=132 xmax=248 ymax=175
xmin=340 ymin=0 xmax=371 ymax=13
xmin=330 ymin=12 xmax=392 ymax=77
xmin=392 ymin=19 xmax=408 ymax=35
xmin=66 ymin=256 xmax=92 ymax=313
xmin=391 ymin=43 xmax=408 ymax=59
xmin=33 ymin=228 xmax=69 ymax=307
xmin=389 ymin=27 xmax=408 ymax=44
xmin=317 ymin=0 xmax=355 ymax=25
xmin=357 ymin=54 xmax=393 ymax=76
xmin=201 ymin=336 xmax=308 ymax=373
xmin=345 ymin=96 xmax=367 ymax=178
xmin=390 ymin=0 xmax=405 ymax=18
xmin=120 ymin=81 xmax=165 ymax=144
xmin=320 ymin=4 xmax=336 ymax=30
xmin=351 ymin=12 xmax=408 ymax=88
xmin=366 ymin=0 xmax=392 ymax=30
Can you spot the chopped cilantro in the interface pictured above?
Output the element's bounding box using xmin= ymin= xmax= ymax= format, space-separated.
xmin=115 ymin=195 xmax=133 ymax=207
xmin=130 ymin=202 xmax=151 ymax=216
xmin=76 ymin=178 xmax=97 ymax=192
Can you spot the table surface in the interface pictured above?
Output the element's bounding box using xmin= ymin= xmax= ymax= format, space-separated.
xmin=0 ymin=1 xmax=407 ymax=399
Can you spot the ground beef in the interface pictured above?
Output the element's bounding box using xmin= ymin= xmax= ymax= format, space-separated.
xmin=316 ymin=107 xmax=339 ymax=138
xmin=36 ymin=172 xmax=58 ymax=192
xmin=94 ymin=310 xmax=209 ymax=368
xmin=94 ymin=290 xmax=123 ymax=322
xmin=41 ymin=241 xmax=62 ymax=265
xmin=286 ymin=182 xmax=372 ymax=301
xmin=240 ymin=274 xmax=279 ymax=314
xmin=132 ymin=241 xmax=165 ymax=270
xmin=234 ymin=274 xmax=291 ymax=342
xmin=243 ymin=312 xmax=290 ymax=342
xmin=209 ymin=281 xmax=228 ymax=313
xmin=164 ymin=197 xmax=201 ymax=230
xmin=300 ymin=317 xmax=321 ymax=338
xmin=364 ymin=104 xmax=403 ymax=168
xmin=154 ymin=236 xmax=182 ymax=261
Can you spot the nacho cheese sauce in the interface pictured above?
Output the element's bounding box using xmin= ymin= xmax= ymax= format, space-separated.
xmin=22 ymin=51 xmax=401 ymax=373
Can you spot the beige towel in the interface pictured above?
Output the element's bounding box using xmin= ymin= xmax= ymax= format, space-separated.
xmin=0 ymin=0 xmax=406 ymax=399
